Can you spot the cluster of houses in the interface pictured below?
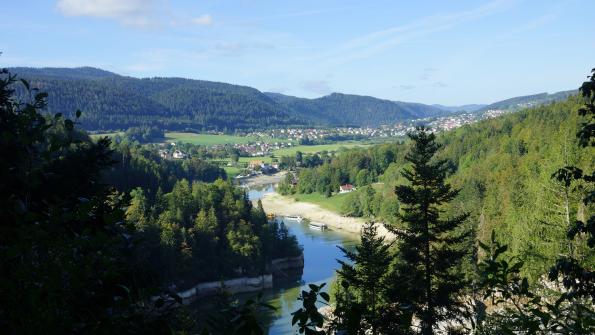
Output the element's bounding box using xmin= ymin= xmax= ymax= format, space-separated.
xmin=261 ymin=126 xmax=411 ymax=141
xmin=158 ymin=149 xmax=187 ymax=159
xmin=158 ymin=143 xmax=187 ymax=160
xmin=233 ymin=141 xmax=293 ymax=157
xmin=247 ymin=160 xmax=279 ymax=174
xmin=234 ymin=160 xmax=280 ymax=179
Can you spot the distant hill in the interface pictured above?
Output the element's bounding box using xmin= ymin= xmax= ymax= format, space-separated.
xmin=8 ymin=67 xmax=449 ymax=131
xmin=431 ymin=104 xmax=487 ymax=113
xmin=266 ymin=92 xmax=446 ymax=126
xmin=6 ymin=67 xmax=577 ymax=131
xmin=10 ymin=67 xmax=303 ymax=131
xmin=10 ymin=66 xmax=118 ymax=80
xmin=479 ymin=90 xmax=577 ymax=112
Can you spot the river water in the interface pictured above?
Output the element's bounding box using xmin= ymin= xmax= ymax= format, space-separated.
xmin=246 ymin=184 xmax=358 ymax=334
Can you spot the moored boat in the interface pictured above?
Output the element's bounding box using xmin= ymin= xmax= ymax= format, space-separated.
xmin=308 ymin=222 xmax=327 ymax=230
xmin=286 ymin=215 xmax=303 ymax=222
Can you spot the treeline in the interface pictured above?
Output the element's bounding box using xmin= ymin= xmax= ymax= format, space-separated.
xmin=123 ymin=126 xmax=164 ymax=143
xmin=11 ymin=67 xmax=304 ymax=131
xmin=266 ymin=92 xmax=446 ymax=126
xmin=279 ymin=143 xmax=405 ymax=196
xmin=125 ymin=179 xmax=301 ymax=286
xmin=292 ymin=70 xmax=594 ymax=335
xmin=438 ymin=95 xmax=594 ymax=278
xmin=103 ymin=140 xmax=227 ymax=195
xmin=0 ymin=69 xmax=301 ymax=333
xmin=285 ymin=95 xmax=594 ymax=279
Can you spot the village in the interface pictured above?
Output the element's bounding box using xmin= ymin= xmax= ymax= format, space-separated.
xmin=246 ymin=108 xmax=511 ymax=141
xmin=154 ymin=108 xmax=511 ymax=176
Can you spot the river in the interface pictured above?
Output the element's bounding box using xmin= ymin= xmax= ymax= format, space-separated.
xmin=246 ymin=184 xmax=359 ymax=334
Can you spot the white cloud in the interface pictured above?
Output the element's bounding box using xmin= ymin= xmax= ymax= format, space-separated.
xmin=56 ymin=0 xmax=213 ymax=28
xmin=56 ymin=0 xmax=154 ymax=26
xmin=192 ymin=14 xmax=213 ymax=26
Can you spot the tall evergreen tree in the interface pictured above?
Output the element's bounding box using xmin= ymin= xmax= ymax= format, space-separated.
xmin=386 ymin=127 xmax=470 ymax=335
xmin=335 ymin=222 xmax=393 ymax=334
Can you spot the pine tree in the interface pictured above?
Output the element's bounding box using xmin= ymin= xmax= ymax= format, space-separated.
xmin=335 ymin=222 xmax=393 ymax=334
xmin=386 ymin=127 xmax=470 ymax=335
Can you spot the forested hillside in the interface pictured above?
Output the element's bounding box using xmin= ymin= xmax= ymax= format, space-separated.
xmin=10 ymin=67 xmax=576 ymax=132
xmin=440 ymin=96 xmax=593 ymax=278
xmin=283 ymin=96 xmax=594 ymax=279
xmin=265 ymin=92 xmax=446 ymax=126
xmin=478 ymin=89 xmax=577 ymax=112
xmin=11 ymin=67 xmax=448 ymax=131
xmin=11 ymin=67 xmax=304 ymax=131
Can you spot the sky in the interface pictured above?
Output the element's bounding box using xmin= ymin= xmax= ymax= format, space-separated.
xmin=1 ymin=0 xmax=594 ymax=105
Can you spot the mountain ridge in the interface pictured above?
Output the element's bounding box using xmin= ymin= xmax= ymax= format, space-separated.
xmin=7 ymin=66 xmax=577 ymax=131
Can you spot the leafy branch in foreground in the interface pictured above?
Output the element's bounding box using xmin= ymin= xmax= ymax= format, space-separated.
xmin=291 ymin=283 xmax=331 ymax=335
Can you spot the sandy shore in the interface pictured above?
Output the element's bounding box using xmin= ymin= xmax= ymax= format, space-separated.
xmin=259 ymin=192 xmax=394 ymax=238
xmin=239 ymin=171 xmax=287 ymax=187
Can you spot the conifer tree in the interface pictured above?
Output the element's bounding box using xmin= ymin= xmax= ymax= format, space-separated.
xmin=386 ymin=127 xmax=470 ymax=335
xmin=335 ymin=222 xmax=393 ymax=334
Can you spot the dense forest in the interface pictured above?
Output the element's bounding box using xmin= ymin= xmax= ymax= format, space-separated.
xmin=10 ymin=67 xmax=574 ymax=132
xmin=1 ymin=62 xmax=593 ymax=334
xmin=477 ymin=89 xmax=577 ymax=112
xmin=10 ymin=67 xmax=304 ymax=131
xmin=265 ymin=92 xmax=445 ymax=126
xmin=286 ymin=71 xmax=594 ymax=333
xmin=0 ymin=69 xmax=301 ymax=333
xmin=281 ymin=94 xmax=594 ymax=280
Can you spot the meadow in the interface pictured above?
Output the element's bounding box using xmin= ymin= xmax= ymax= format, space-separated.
xmin=164 ymin=132 xmax=289 ymax=146
xmin=291 ymin=192 xmax=350 ymax=213
xmin=273 ymin=143 xmax=370 ymax=156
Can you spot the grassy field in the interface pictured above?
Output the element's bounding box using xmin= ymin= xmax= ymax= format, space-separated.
xmin=291 ymin=192 xmax=350 ymax=213
xmin=164 ymin=132 xmax=289 ymax=146
xmin=222 ymin=166 xmax=243 ymax=179
xmin=273 ymin=143 xmax=369 ymax=156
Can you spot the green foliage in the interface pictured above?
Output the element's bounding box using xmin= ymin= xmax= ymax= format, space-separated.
xmin=0 ymin=68 xmax=177 ymax=333
xmin=11 ymin=67 xmax=303 ymax=131
xmin=102 ymin=140 xmax=226 ymax=195
xmin=124 ymin=126 xmax=164 ymax=143
xmin=385 ymin=127 xmax=470 ymax=335
xmin=334 ymin=223 xmax=394 ymax=334
xmin=474 ymin=69 xmax=595 ymax=335
xmin=291 ymin=283 xmax=330 ymax=335
xmin=126 ymin=178 xmax=301 ymax=286
xmin=268 ymin=92 xmax=446 ymax=127
xmin=477 ymin=230 xmax=594 ymax=334
xmin=200 ymin=292 xmax=276 ymax=335
xmin=479 ymin=89 xmax=576 ymax=112
xmin=290 ymin=143 xmax=405 ymax=200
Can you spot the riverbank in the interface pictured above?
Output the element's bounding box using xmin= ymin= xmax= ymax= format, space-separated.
xmin=239 ymin=171 xmax=287 ymax=187
xmin=259 ymin=192 xmax=394 ymax=238
xmin=160 ymin=254 xmax=304 ymax=304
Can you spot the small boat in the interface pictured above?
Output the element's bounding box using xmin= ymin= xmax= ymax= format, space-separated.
xmin=308 ymin=222 xmax=327 ymax=230
xmin=286 ymin=215 xmax=303 ymax=223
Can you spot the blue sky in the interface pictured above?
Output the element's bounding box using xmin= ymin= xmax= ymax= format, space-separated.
xmin=1 ymin=0 xmax=594 ymax=105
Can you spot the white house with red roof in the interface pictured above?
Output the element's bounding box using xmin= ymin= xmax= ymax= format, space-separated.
xmin=339 ymin=184 xmax=355 ymax=193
